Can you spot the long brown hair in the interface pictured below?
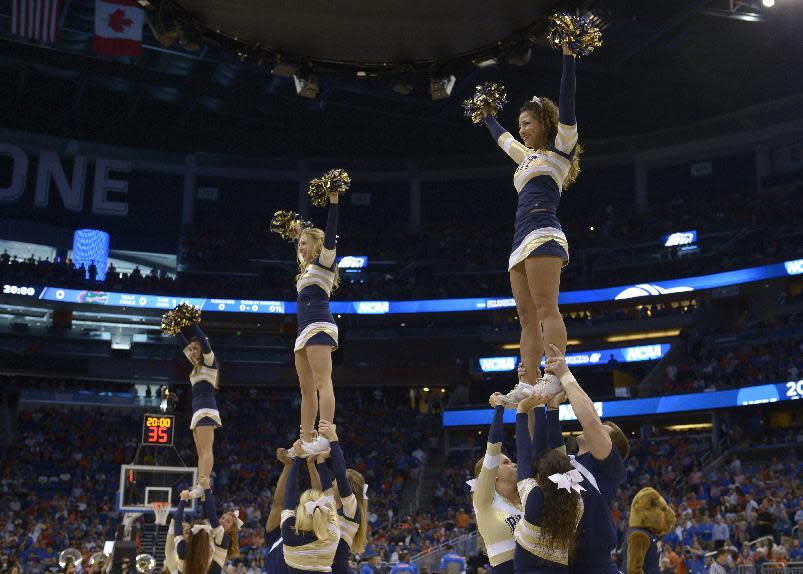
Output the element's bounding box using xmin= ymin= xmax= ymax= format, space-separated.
xmin=183 ymin=526 xmax=212 ymax=574
xmin=346 ymin=469 xmax=369 ymax=553
xmin=296 ymin=228 xmax=341 ymax=290
xmin=520 ymin=99 xmax=582 ymax=188
xmin=534 ymin=450 xmax=582 ymax=559
xmin=221 ymin=512 xmax=241 ymax=559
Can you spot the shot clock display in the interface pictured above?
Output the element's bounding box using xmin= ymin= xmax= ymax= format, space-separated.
xmin=141 ymin=414 xmax=175 ymax=446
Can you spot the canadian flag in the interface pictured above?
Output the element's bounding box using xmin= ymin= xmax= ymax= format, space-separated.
xmin=92 ymin=0 xmax=144 ymax=57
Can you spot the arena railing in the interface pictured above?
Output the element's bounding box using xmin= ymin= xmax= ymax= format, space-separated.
xmin=411 ymin=531 xmax=478 ymax=573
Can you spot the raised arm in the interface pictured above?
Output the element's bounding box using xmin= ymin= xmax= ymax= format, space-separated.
xmin=267 ymin=450 xmax=293 ymax=533
xmin=190 ymin=324 xmax=215 ymax=366
xmin=546 ymin=345 xmax=610 ymax=460
xmin=315 ymin=458 xmax=334 ymax=493
xmin=484 ymin=115 xmax=529 ymax=164
xmin=283 ymin=458 xmax=303 ymax=511
xmin=475 ymin=399 xmax=506 ymax=506
xmin=204 ymin=488 xmax=220 ymax=529
xmin=174 ymin=497 xmax=187 ymax=558
xmin=553 ymin=51 xmax=578 ymax=156
xmin=533 ymin=407 xmax=548 ymax=459
xmin=546 ymin=405 xmax=567 ymax=454
xmin=319 ymin=197 xmax=339 ymax=268
xmin=308 ymin=457 xmax=323 ymax=493
xmin=516 ymin=411 xmax=534 ymax=483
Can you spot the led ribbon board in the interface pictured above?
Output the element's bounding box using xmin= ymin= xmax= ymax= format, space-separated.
xmin=478 ymin=344 xmax=670 ymax=372
xmin=442 ymin=380 xmax=803 ymax=427
xmin=24 ymin=258 xmax=803 ymax=314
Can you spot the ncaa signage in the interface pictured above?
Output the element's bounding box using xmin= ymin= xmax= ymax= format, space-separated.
xmin=785 ymin=259 xmax=803 ymax=276
xmin=355 ymin=301 xmax=389 ymax=314
xmin=624 ymin=345 xmax=664 ymax=362
xmin=662 ymin=230 xmax=697 ymax=247
xmin=337 ymin=256 xmax=368 ymax=269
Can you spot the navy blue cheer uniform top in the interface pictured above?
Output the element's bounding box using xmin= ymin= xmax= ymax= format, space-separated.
xmin=178 ymin=324 xmax=221 ymax=430
xmin=514 ymin=411 xmax=583 ymax=574
xmin=294 ymin=202 xmax=339 ymax=352
xmin=266 ymin=526 xmax=289 ymax=574
xmin=317 ymin=441 xmax=361 ymax=574
xmin=281 ymin=458 xmax=341 ymax=573
xmin=484 ymin=54 xmax=577 ymax=270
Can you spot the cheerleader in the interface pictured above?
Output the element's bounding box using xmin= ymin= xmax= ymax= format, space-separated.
xmin=173 ymin=485 xmax=240 ymax=574
xmin=316 ymin=421 xmax=368 ymax=574
xmin=199 ymin=480 xmax=242 ymax=572
xmin=266 ymin=449 xmax=324 ymax=574
xmin=543 ymin=345 xmax=628 ymax=574
xmin=286 ymin=190 xmax=341 ymax=456
xmin=281 ymin=440 xmax=341 ymax=573
xmin=468 ymin=394 xmax=523 ymax=574
xmin=176 ymin=323 xmax=221 ymax=498
xmin=481 ymin=45 xmax=580 ymax=398
xmin=513 ymin=393 xmax=584 ymax=574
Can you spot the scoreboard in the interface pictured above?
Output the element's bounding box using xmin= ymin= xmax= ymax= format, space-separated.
xmin=141 ymin=414 xmax=175 ymax=446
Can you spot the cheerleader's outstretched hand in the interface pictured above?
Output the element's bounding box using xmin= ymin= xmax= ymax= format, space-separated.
xmin=315 ymin=449 xmax=331 ymax=465
xmin=318 ymin=420 xmax=338 ymax=442
xmin=489 ymin=392 xmax=506 ymax=408
xmin=277 ymin=447 xmax=293 ymax=466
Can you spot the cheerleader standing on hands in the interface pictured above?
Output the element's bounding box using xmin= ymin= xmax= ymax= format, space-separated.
xmin=287 ymin=189 xmax=341 ymax=456
xmin=164 ymin=308 xmax=221 ymax=499
xmin=481 ymin=44 xmax=580 ymax=401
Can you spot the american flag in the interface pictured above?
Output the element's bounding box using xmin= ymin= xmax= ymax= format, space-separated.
xmin=10 ymin=0 xmax=62 ymax=43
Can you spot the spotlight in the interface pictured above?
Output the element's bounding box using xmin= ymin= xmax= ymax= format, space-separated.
xmin=271 ymin=55 xmax=298 ymax=78
xmin=429 ymin=74 xmax=456 ymax=100
xmin=762 ymin=0 xmax=774 ymax=6
xmin=507 ymin=47 xmax=532 ymax=66
xmin=294 ymin=66 xmax=319 ymax=99
xmin=473 ymin=57 xmax=498 ymax=68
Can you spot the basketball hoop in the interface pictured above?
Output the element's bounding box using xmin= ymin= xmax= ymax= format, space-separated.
xmin=150 ymin=502 xmax=170 ymax=526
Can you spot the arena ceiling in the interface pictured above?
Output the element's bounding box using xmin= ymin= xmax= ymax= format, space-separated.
xmin=0 ymin=0 xmax=802 ymax=158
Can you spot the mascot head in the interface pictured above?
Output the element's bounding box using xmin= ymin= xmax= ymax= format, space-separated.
xmin=629 ymin=487 xmax=676 ymax=536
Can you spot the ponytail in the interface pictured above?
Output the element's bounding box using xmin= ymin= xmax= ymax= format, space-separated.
xmin=183 ymin=527 xmax=212 ymax=574
xmin=534 ymin=450 xmax=582 ymax=560
xmin=346 ymin=469 xmax=369 ymax=554
xmin=295 ymin=489 xmax=335 ymax=542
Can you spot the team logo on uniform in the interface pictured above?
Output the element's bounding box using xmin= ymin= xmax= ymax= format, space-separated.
xmin=506 ymin=514 xmax=522 ymax=534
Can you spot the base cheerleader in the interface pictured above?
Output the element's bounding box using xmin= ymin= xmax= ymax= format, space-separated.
xmin=315 ymin=421 xmax=368 ymax=574
xmin=542 ymin=345 xmax=628 ymax=574
xmin=468 ymin=394 xmax=523 ymax=574
xmin=286 ymin=190 xmax=341 ymax=456
xmin=266 ymin=449 xmax=325 ymax=574
xmin=513 ymin=392 xmax=583 ymax=574
xmin=281 ymin=440 xmax=341 ymax=574
xmin=172 ymin=484 xmax=240 ymax=574
xmin=481 ymin=45 xmax=581 ymax=400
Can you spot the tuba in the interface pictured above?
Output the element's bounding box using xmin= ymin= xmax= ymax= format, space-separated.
xmin=88 ymin=552 xmax=110 ymax=572
xmin=135 ymin=554 xmax=156 ymax=574
xmin=59 ymin=548 xmax=83 ymax=569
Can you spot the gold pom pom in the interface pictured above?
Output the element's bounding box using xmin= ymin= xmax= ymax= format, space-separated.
xmin=547 ymin=13 xmax=603 ymax=58
xmin=308 ymin=169 xmax=351 ymax=207
xmin=462 ymin=82 xmax=508 ymax=124
xmin=161 ymin=303 xmax=201 ymax=336
xmin=270 ymin=210 xmax=311 ymax=241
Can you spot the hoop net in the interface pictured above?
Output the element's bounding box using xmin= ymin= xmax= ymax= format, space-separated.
xmin=150 ymin=502 xmax=170 ymax=526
